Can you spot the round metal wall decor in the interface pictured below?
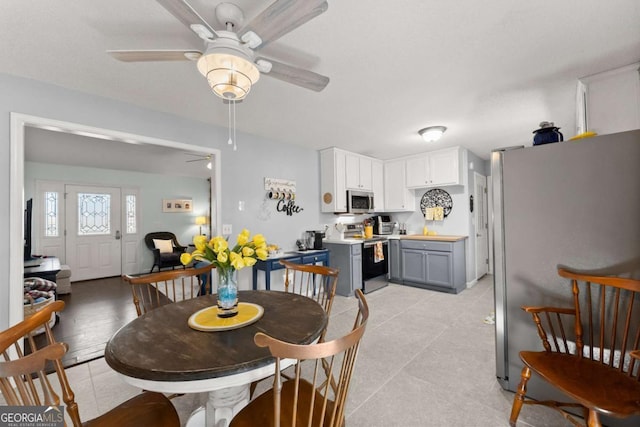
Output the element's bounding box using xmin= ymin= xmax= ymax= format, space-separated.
xmin=420 ymin=189 xmax=453 ymax=217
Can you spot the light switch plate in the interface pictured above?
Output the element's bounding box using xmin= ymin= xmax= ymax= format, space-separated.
xmin=222 ymin=224 xmax=232 ymax=235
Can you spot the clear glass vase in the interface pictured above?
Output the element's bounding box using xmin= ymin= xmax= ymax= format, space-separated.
xmin=216 ymin=268 xmax=238 ymax=318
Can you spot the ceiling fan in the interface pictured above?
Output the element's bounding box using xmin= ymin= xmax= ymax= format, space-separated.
xmin=184 ymin=152 xmax=212 ymax=169
xmin=107 ymin=0 xmax=330 ymax=101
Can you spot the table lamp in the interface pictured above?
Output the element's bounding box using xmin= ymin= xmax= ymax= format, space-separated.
xmin=195 ymin=216 xmax=207 ymax=236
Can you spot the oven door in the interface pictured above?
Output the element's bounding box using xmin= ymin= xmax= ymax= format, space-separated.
xmin=362 ymin=241 xmax=388 ymax=280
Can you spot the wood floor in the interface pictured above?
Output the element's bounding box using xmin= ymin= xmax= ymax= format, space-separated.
xmin=47 ymin=276 xmax=138 ymax=368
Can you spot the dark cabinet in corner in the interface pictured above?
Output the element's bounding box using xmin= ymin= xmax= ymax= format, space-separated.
xmin=400 ymin=237 xmax=466 ymax=294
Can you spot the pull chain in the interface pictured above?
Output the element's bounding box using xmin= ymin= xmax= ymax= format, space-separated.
xmin=233 ymin=99 xmax=237 ymax=151
xmin=227 ymin=100 xmax=233 ymax=146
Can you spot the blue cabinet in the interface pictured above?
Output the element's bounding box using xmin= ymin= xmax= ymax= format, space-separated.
xmin=252 ymin=250 xmax=329 ymax=290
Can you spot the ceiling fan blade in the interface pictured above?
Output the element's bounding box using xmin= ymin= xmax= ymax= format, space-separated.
xmin=107 ymin=50 xmax=202 ymax=62
xmin=240 ymin=0 xmax=327 ymax=48
xmin=258 ymin=58 xmax=329 ymax=92
xmin=156 ymin=0 xmax=218 ymax=39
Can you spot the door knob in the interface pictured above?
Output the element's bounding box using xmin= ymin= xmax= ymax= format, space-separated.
xmin=115 ymin=230 xmax=121 ymax=240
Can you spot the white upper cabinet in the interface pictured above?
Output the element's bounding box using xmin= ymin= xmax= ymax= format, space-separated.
xmin=384 ymin=159 xmax=414 ymax=212
xmin=345 ymin=153 xmax=373 ymax=191
xmin=320 ymin=148 xmax=347 ymax=213
xmin=578 ymin=63 xmax=640 ymax=136
xmin=372 ymin=159 xmax=384 ymax=212
xmin=405 ymin=147 xmax=462 ymax=188
xmin=429 ymin=148 xmax=461 ymax=186
xmin=405 ymin=156 xmax=429 ymax=188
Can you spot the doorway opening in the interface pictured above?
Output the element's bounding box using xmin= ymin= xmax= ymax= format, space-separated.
xmin=10 ymin=113 xmax=222 ymax=329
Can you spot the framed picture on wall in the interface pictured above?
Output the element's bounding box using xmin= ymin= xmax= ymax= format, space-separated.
xmin=162 ymin=198 xmax=193 ymax=213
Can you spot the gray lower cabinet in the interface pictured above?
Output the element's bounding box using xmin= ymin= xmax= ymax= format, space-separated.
xmin=389 ymin=239 xmax=402 ymax=283
xmin=400 ymin=239 xmax=466 ymax=293
xmin=324 ymin=242 xmax=362 ymax=297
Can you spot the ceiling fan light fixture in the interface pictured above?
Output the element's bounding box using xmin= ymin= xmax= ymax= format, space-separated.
xmin=197 ymin=51 xmax=260 ymax=100
xmin=419 ymin=126 xmax=447 ymax=142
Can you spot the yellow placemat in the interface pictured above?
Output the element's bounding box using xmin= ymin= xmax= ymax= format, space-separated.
xmin=188 ymin=302 xmax=264 ymax=332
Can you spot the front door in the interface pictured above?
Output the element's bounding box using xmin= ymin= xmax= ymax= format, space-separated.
xmin=65 ymin=185 xmax=122 ymax=281
xmin=474 ymin=173 xmax=488 ymax=280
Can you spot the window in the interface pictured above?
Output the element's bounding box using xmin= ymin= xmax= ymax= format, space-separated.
xmin=44 ymin=191 xmax=58 ymax=237
xmin=126 ymin=194 xmax=137 ymax=234
xmin=78 ymin=193 xmax=111 ymax=235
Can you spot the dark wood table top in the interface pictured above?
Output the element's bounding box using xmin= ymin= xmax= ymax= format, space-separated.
xmin=104 ymin=290 xmax=328 ymax=382
xmin=23 ymin=257 xmax=61 ymax=276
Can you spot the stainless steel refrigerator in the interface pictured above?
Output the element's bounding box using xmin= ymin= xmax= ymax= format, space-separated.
xmin=491 ymin=130 xmax=640 ymax=426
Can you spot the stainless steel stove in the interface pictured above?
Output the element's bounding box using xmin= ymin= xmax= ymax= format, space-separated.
xmin=342 ymin=224 xmax=389 ymax=294
xmin=342 ymin=224 xmax=386 ymax=241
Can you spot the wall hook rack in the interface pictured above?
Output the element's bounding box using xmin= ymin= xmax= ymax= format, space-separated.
xmin=264 ymin=177 xmax=296 ymax=200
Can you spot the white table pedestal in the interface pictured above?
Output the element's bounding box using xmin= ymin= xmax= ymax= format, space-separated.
xmin=185 ymin=384 xmax=250 ymax=427
xmin=206 ymin=384 xmax=250 ymax=427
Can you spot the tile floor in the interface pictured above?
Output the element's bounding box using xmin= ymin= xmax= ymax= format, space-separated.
xmin=57 ymin=275 xmax=573 ymax=426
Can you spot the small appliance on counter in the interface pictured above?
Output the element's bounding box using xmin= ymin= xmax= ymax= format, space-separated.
xmin=373 ymin=215 xmax=397 ymax=235
xmin=296 ymin=239 xmax=307 ymax=251
xmin=302 ymin=229 xmax=326 ymax=250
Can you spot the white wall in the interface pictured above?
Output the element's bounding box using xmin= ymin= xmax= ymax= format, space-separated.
xmin=0 ymin=72 xmax=323 ymax=330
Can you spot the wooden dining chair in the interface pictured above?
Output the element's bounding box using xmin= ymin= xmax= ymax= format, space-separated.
xmin=509 ymin=267 xmax=640 ymax=427
xmin=232 ymin=288 xmax=369 ymax=427
xmin=0 ymin=300 xmax=179 ymax=427
xmin=280 ymin=260 xmax=339 ymax=340
xmin=250 ymin=260 xmax=339 ymax=398
xmin=123 ymin=263 xmax=215 ymax=316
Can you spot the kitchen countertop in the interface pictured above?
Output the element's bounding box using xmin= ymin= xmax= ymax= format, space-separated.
xmin=323 ymin=238 xmax=367 ymax=245
xmin=400 ymin=234 xmax=467 ymax=242
xmin=266 ymin=249 xmax=328 ymax=258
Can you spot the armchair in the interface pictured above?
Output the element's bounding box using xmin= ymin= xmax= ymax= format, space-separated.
xmin=144 ymin=232 xmax=187 ymax=273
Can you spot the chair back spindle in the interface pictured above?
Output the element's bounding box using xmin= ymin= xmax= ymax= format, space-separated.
xmin=123 ymin=263 xmax=215 ymax=316
xmin=561 ymin=270 xmax=640 ymax=378
xmin=280 ymin=260 xmax=339 ymax=338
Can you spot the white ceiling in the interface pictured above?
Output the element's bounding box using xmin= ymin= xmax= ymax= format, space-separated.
xmin=3 ymin=0 xmax=640 ymax=162
xmin=25 ymin=127 xmax=214 ymax=178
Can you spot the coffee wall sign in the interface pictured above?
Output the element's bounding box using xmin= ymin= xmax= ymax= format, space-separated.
xmin=277 ymin=199 xmax=303 ymax=216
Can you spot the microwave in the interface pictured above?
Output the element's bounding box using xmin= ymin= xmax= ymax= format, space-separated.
xmin=347 ymin=190 xmax=374 ymax=214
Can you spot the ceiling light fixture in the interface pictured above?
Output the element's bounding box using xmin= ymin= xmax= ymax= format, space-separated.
xmin=196 ymin=37 xmax=260 ymax=152
xmin=196 ymin=41 xmax=260 ymax=101
xmin=419 ymin=126 xmax=447 ymax=142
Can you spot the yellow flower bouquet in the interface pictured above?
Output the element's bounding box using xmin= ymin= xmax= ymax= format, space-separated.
xmin=181 ymin=229 xmax=268 ymax=316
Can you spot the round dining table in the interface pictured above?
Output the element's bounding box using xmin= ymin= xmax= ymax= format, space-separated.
xmin=105 ymin=290 xmax=328 ymax=427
